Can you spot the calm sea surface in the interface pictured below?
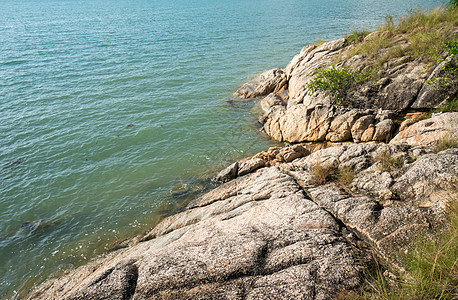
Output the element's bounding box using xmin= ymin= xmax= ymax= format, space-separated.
xmin=0 ymin=0 xmax=442 ymax=297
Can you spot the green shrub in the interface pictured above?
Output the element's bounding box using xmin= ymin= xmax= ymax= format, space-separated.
xmin=434 ymin=97 xmax=458 ymax=113
xmin=305 ymin=65 xmax=373 ymax=107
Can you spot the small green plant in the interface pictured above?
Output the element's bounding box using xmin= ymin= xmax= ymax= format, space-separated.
xmin=434 ymin=134 xmax=458 ymax=152
xmin=434 ymin=96 xmax=458 ymax=113
xmin=374 ymin=151 xmax=404 ymax=172
xmin=305 ymin=65 xmax=373 ymax=107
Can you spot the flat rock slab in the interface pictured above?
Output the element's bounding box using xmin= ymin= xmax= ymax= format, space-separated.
xmin=30 ymin=168 xmax=365 ymax=299
xmin=29 ymin=143 xmax=456 ymax=299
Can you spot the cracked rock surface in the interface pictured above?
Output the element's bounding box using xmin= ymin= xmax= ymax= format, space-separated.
xmin=29 ymin=140 xmax=456 ymax=299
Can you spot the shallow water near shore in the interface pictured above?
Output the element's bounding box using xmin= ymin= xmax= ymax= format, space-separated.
xmin=0 ymin=0 xmax=443 ymax=297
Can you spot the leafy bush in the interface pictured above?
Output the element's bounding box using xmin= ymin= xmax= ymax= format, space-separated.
xmin=434 ymin=97 xmax=458 ymax=113
xmin=305 ymin=65 xmax=373 ymax=107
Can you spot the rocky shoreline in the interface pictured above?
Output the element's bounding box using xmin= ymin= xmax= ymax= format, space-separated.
xmin=28 ymin=32 xmax=457 ymax=299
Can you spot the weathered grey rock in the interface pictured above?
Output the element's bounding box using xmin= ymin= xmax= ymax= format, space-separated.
xmin=238 ymin=158 xmax=266 ymax=176
xmin=373 ymin=71 xmax=425 ymax=111
xmin=391 ymin=148 xmax=458 ymax=207
xmin=411 ymin=57 xmax=457 ymax=109
xmin=234 ymin=69 xmax=287 ymax=99
xmin=307 ymin=185 xmax=438 ymax=266
xmin=214 ymin=162 xmax=238 ymax=182
xmin=352 ymin=170 xmax=394 ymax=201
xmin=373 ymin=119 xmax=395 ymax=142
xmin=390 ymin=112 xmax=458 ymax=146
xmin=30 ymin=167 xmax=366 ymax=300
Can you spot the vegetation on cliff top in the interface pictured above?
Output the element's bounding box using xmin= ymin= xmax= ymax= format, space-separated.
xmin=306 ymin=4 xmax=457 ymax=108
xmin=347 ymin=5 xmax=457 ymax=67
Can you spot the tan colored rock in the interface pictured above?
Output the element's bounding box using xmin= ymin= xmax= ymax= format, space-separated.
xmin=258 ymin=93 xmax=285 ymax=114
xmin=390 ymin=112 xmax=458 ymax=146
xmin=326 ymin=110 xmax=362 ymax=142
xmin=234 ymin=69 xmax=287 ymax=99
xmin=351 ymin=115 xmax=375 ymax=142
xmin=238 ymin=158 xmax=266 ymax=176
xmin=360 ymin=124 xmax=375 ymax=142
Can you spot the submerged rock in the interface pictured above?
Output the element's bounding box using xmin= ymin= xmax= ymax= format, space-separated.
xmin=233 ymin=69 xmax=287 ymax=99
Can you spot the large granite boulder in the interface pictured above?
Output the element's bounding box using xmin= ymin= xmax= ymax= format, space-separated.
xmin=235 ymin=36 xmax=449 ymax=144
xmin=390 ymin=112 xmax=458 ymax=146
xmin=234 ymin=69 xmax=287 ymax=99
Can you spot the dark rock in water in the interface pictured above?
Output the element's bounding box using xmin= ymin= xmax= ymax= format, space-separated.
xmin=2 ymin=158 xmax=24 ymax=170
xmin=214 ymin=162 xmax=238 ymax=182
xmin=19 ymin=219 xmax=61 ymax=233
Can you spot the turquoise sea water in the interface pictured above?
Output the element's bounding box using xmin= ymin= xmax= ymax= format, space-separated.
xmin=0 ymin=0 xmax=443 ymax=297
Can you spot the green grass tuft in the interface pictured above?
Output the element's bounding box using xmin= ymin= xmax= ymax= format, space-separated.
xmin=340 ymin=196 xmax=458 ymax=299
xmin=434 ymin=134 xmax=458 ymax=152
xmin=373 ymin=151 xmax=404 ymax=172
xmin=347 ymin=6 xmax=458 ymax=68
